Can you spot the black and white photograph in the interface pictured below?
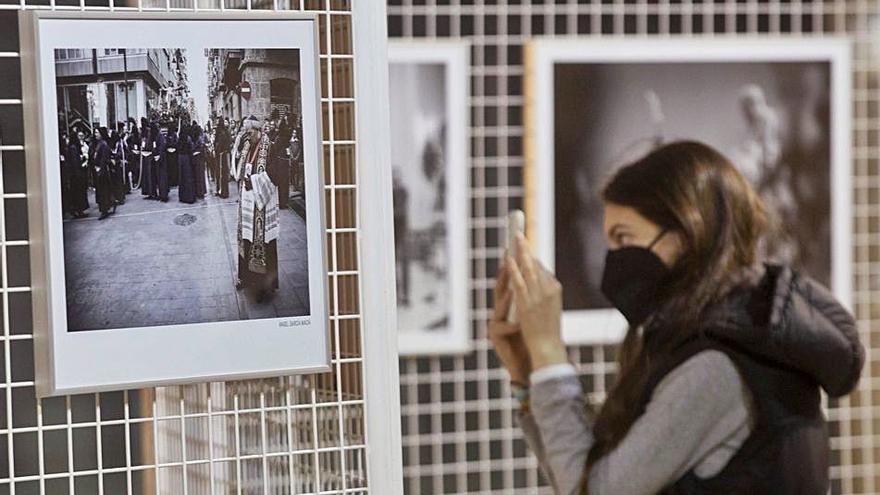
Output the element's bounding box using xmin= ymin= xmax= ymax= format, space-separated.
xmin=23 ymin=13 xmax=329 ymax=396
xmin=388 ymin=41 xmax=469 ymax=355
xmin=527 ymin=39 xmax=851 ymax=344
xmin=55 ymin=47 xmax=309 ymax=331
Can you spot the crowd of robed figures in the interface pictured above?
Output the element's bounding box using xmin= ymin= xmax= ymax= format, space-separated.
xmin=58 ymin=111 xmax=304 ymax=302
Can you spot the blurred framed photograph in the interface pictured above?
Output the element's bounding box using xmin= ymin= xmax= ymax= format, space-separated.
xmin=525 ymin=38 xmax=852 ymax=345
xmin=20 ymin=10 xmax=330 ymax=396
xmin=388 ymin=41 xmax=470 ymax=355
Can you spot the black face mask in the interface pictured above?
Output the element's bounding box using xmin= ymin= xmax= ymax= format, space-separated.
xmin=600 ymin=228 xmax=671 ymax=328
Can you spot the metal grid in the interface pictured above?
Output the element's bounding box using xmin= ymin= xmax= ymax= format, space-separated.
xmin=388 ymin=1 xmax=880 ymax=493
xmin=0 ymin=0 xmax=373 ymax=494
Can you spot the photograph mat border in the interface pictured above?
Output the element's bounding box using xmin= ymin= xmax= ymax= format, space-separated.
xmin=21 ymin=10 xmax=331 ymax=396
xmin=526 ymin=37 xmax=853 ymax=345
xmin=388 ymin=40 xmax=471 ymax=356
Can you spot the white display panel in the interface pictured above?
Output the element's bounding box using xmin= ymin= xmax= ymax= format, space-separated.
xmin=20 ymin=11 xmax=331 ymax=396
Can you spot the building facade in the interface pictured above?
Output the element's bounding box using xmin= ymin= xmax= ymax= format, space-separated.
xmin=54 ymin=48 xmax=189 ymax=134
xmin=206 ymin=48 xmax=301 ymax=126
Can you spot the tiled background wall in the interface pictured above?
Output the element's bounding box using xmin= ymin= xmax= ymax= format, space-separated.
xmin=0 ymin=1 xmax=876 ymax=494
xmin=388 ymin=1 xmax=880 ymax=493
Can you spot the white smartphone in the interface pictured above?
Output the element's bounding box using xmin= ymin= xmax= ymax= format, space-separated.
xmin=506 ymin=209 xmax=525 ymax=323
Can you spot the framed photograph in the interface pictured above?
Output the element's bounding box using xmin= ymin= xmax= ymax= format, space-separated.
xmin=525 ymin=38 xmax=852 ymax=345
xmin=19 ymin=11 xmax=330 ymax=396
xmin=388 ymin=41 xmax=470 ymax=355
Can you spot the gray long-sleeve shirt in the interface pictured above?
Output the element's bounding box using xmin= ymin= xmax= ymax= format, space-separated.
xmin=517 ymin=350 xmax=754 ymax=494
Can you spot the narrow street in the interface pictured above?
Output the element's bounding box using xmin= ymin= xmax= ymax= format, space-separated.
xmin=62 ymin=177 xmax=310 ymax=332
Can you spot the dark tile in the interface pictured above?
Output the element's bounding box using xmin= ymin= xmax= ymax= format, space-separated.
xmin=2 ymin=149 xmax=26 ymax=194
xmin=6 ymin=244 xmax=30 ymax=287
xmin=0 ymin=104 xmax=24 ymax=145
xmin=0 ymin=11 xmax=19 ymax=52
xmin=0 ymin=59 xmax=21 ymax=100
xmin=9 ymin=290 xmax=32 ymax=335
xmin=4 ymin=197 xmax=28 ymax=241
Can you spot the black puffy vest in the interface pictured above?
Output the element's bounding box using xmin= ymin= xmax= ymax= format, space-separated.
xmin=638 ymin=263 xmax=864 ymax=494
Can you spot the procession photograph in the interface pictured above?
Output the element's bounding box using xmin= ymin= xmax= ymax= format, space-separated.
xmin=54 ymin=47 xmax=311 ymax=332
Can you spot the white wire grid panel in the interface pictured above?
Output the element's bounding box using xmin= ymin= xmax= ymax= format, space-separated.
xmin=0 ymin=1 xmax=376 ymax=494
xmin=388 ymin=1 xmax=880 ymax=493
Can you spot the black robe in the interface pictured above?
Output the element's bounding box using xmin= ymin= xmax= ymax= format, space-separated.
xmin=165 ymin=131 xmax=179 ymax=188
xmin=58 ymin=140 xmax=74 ymax=213
xmin=215 ymin=127 xmax=232 ymax=198
xmin=177 ymin=134 xmax=196 ymax=204
xmin=269 ymin=138 xmax=291 ymax=209
xmin=91 ymin=139 xmax=114 ymax=214
xmin=218 ymin=151 xmax=231 ymax=198
xmin=60 ymin=142 xmax=69 ymax=213
xmin=206 ymin=147 xmax=217 ymax=188
xmin=193 ymin=134 xmax=207 ymax=199
xmin=111 ymin=140 xmax=126 ymax=204
xmin=125 ymin=133 xmax=140 ymax=187
xmin=140 ymin=134 xmax=155 ymax=197
xmin=153 ymin=132 xmax=169 ymax=201
xmin=62 ymin=140 xmax=89 ymax=214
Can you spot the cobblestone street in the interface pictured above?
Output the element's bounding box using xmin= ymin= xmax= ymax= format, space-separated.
xmin=63 ymin=179 xmax=310 ymax=331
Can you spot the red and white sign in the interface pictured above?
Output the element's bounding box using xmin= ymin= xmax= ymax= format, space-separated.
xmin=240 ymin=80 xmax=251 ymax=100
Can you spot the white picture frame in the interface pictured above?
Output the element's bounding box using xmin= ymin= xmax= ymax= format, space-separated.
xmin=20 ymin=10 xmax=330 ymax=396
xmin=388 ymin=40 xmax=470 ymax=356
xmin=526 ymin=38 xmax=852 ymax=345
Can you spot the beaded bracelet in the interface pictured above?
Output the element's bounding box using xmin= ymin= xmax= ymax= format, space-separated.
xmin=511 ymin=382 xmax=530 ymax=412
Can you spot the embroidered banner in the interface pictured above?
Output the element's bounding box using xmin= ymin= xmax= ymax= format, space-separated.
xmin=240 ymin=187 xmax=255 ymax=242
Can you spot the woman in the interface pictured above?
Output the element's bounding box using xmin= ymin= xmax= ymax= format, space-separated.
xmin=91 ymin=127 xmax=115 ymax=220
xmin=489 ymin=141 xmax=864 ymax=494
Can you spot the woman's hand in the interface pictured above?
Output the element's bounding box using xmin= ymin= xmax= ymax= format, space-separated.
xmin=488 ymin=257 xmax=532 ymax=386
xmin=507 ymin=235 xmax=568 ymax=370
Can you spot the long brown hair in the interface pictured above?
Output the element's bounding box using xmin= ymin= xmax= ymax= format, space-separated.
xmin=580 ymin=140 xmax=770 ymax=490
